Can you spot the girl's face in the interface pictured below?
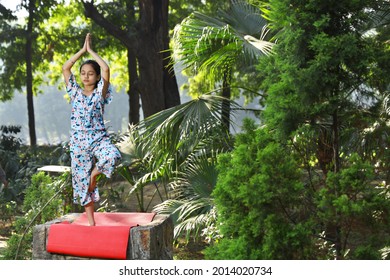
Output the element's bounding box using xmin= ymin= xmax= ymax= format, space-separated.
xmin=80 ymin=64 xmax=100 ymax=88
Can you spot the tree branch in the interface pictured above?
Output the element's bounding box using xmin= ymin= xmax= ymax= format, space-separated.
xmin=81 ymin=0 xmax=136 ymax=50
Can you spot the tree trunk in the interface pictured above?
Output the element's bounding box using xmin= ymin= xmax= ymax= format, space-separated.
xmin=137 ymin=0 xmax=180 ymax=118
xmin=137 ymin=0 xmax=166 ymax=118
xmin=127 ymin=49 xmax=140 ymax=124
xmin=126 ymin=1 xmax=140 ymax=124
xmin=160 ymin=0 xmax=180 ymax=108
xmin=221 ymin=71 xmax=231 ymax=131
xmin=26 ymin=0 xmax=37 ymax=146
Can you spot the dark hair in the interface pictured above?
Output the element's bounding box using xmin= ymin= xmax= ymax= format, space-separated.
xmin=80 ymin=60 xmax=100 ymax=88
xmin=79 ymin=60 xmax=101 ymax=76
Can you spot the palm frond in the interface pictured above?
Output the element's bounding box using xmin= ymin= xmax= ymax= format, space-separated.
xmin=153 ymin=148 xmax=220 ymax=241
xmin=367 ymin=2 xmax=390 ymax=29
xmin=384 ymin=92 xmax=390 ymax=116
xmin=176 ymin=150 xmax=219 ymax=197
xmin=117 ymin=95 xmax=238 ymax=205
xmin=137 ymin=95 xmax=240 ymax=157
xmin=173 ymin=18 xmax=241 ymax=73
xmin=172 ymin=0 xmax=275 ymax=76
xmin=219 ymin=0 xmax=267 ymax=33
xmin=173 ymin=212 xmax=214 ymax=240
xmin=154 ymin=198 xmax=214 ymax=240
xmin=243 ymin=25 xmax=275 ymax=55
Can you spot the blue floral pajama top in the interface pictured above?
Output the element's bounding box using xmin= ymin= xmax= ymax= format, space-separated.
xmin=66 ymin=74 xmax=121 ymax=206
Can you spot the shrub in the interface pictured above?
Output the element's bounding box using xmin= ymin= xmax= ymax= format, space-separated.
xmin=205 ymin=119 xmax=316 ymax=259
xmin=1 ymin=172 xmax=71 ymax=260
xmin=206 ymin=119 xmax=390 ymax=260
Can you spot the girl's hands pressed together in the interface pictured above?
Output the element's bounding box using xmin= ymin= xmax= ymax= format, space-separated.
xmin=86 ymin=33 xmax=92 ymax=53
xmin=82 ymin=34 xmax=88 ymax=53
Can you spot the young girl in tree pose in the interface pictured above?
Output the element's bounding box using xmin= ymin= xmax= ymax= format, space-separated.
xmin=62 ymin=33 xmax=121 ymax=226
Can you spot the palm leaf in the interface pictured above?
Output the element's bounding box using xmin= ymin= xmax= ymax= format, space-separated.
xmin=172 ymin=0 xmax=275 ymax=77
xmin=137 ymin=95 xmax=239 ymax=157
xmin=153 ymin=149 xmax=220 ymax=240
xmin=367 ymin=1 xmax=390 ymax=29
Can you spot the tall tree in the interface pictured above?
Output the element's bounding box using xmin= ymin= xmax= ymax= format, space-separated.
xmin=0 ymin=0 xmax=59 ymax=146
xmin=204 ymin=0 xmax=390 ymax=260
xmin=256 ymin=0 xmax=390 ymax=259
xmin=25 ymin=0 xmax=37 ymax=146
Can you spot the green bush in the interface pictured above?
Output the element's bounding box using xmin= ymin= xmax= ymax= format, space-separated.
xmin=205 ymin=119 xmax=316 ymax=259
xmin=206 ymin=119 xmax=390 ymax=260
xmin=316 ymin=154 xmax=390 ymax=259
xmin=1 ymin=172 xmax=71 ymax=260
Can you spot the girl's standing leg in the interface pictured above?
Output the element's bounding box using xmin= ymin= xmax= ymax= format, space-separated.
xmin=85 ymin=201 xmax=95 ymax=226
xmin=71 ymin=133 xmax=100 ymax=226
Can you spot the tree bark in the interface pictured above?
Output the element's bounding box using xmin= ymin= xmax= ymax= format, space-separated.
xmin=126 ymin=0 xmax=140 ymax=125
xmin=26 ymin=0 xmax=37 ymax=146
xmin=160 ymin=0 xmax=180 ymax=108
xmin=127 ymin=49 xmax=140 ymax=124
xmin=221 ymin=71 xmax=231 ymax=132
xmin=137 ymin=0 xmax=166 ymax=117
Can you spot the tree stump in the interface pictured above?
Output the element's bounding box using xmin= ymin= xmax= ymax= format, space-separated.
xmin=32 ymin=213 xmax=173 ymax=260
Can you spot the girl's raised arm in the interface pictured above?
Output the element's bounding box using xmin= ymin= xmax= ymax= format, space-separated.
xmin=62 ymin=35 xmax=87 ymax=85
xmin=85 ymin=33 xmax=110 ymax=99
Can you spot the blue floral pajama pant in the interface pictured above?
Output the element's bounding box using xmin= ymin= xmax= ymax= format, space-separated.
xmin=70 ymin=131 xmax=121 ymax=206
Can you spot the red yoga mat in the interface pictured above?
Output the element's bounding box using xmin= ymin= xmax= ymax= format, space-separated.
xmin=47 ymin=212 xmax=156 ymax=259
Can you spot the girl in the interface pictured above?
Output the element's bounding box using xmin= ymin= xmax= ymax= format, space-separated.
xmin=62 ymin=33 xmax=121 ymax=226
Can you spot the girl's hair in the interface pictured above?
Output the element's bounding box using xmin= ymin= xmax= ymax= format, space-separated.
xmin=80 ymin=60 xmax=100 ymax=88
xmin=80 ymin=59 xmax=100 ymax=75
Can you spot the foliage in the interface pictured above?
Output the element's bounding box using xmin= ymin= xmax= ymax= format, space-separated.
xmin=205 ymin=0 xmax=390 ymax=259
xmin=117 ymin=95 xmax=239 ymax=238
xmin=0 ymin=0 xmax=63 ymax=145
xmin=172 ymin=0 xmax=275 ymax=102
xmin=205 ymin=119 xmax=316 ymax=259
xmin=0 ymin=125 xmax=23 ymax=192
xmin=0 ymin=125 xmax=22 ymax=152
xmin=169 ymin=0 xmax=230 ymax=31
xmin=317 ymin=154 xmax=390 ymax=259
xmin=44 ymin=0 xmax=127 ymax=90
xmin=206 ymin=119 xmax=390 ymax=260
xmin=1 ymin=171 xmax=71 ymax=260
xmin=0 ymin=133 xmax=71 ymax=254
xmin=154 ymin=150 xmax=219 ymax=241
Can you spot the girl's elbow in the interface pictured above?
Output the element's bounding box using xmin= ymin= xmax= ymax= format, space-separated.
xmin=62 ymin=65 xmax=71 ymax=73
xmin=102 ymin=67 xmax=110 ymax=74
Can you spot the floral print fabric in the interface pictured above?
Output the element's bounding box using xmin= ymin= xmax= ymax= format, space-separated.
xmin=66 ymin=74 xmax=121 ymax=206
